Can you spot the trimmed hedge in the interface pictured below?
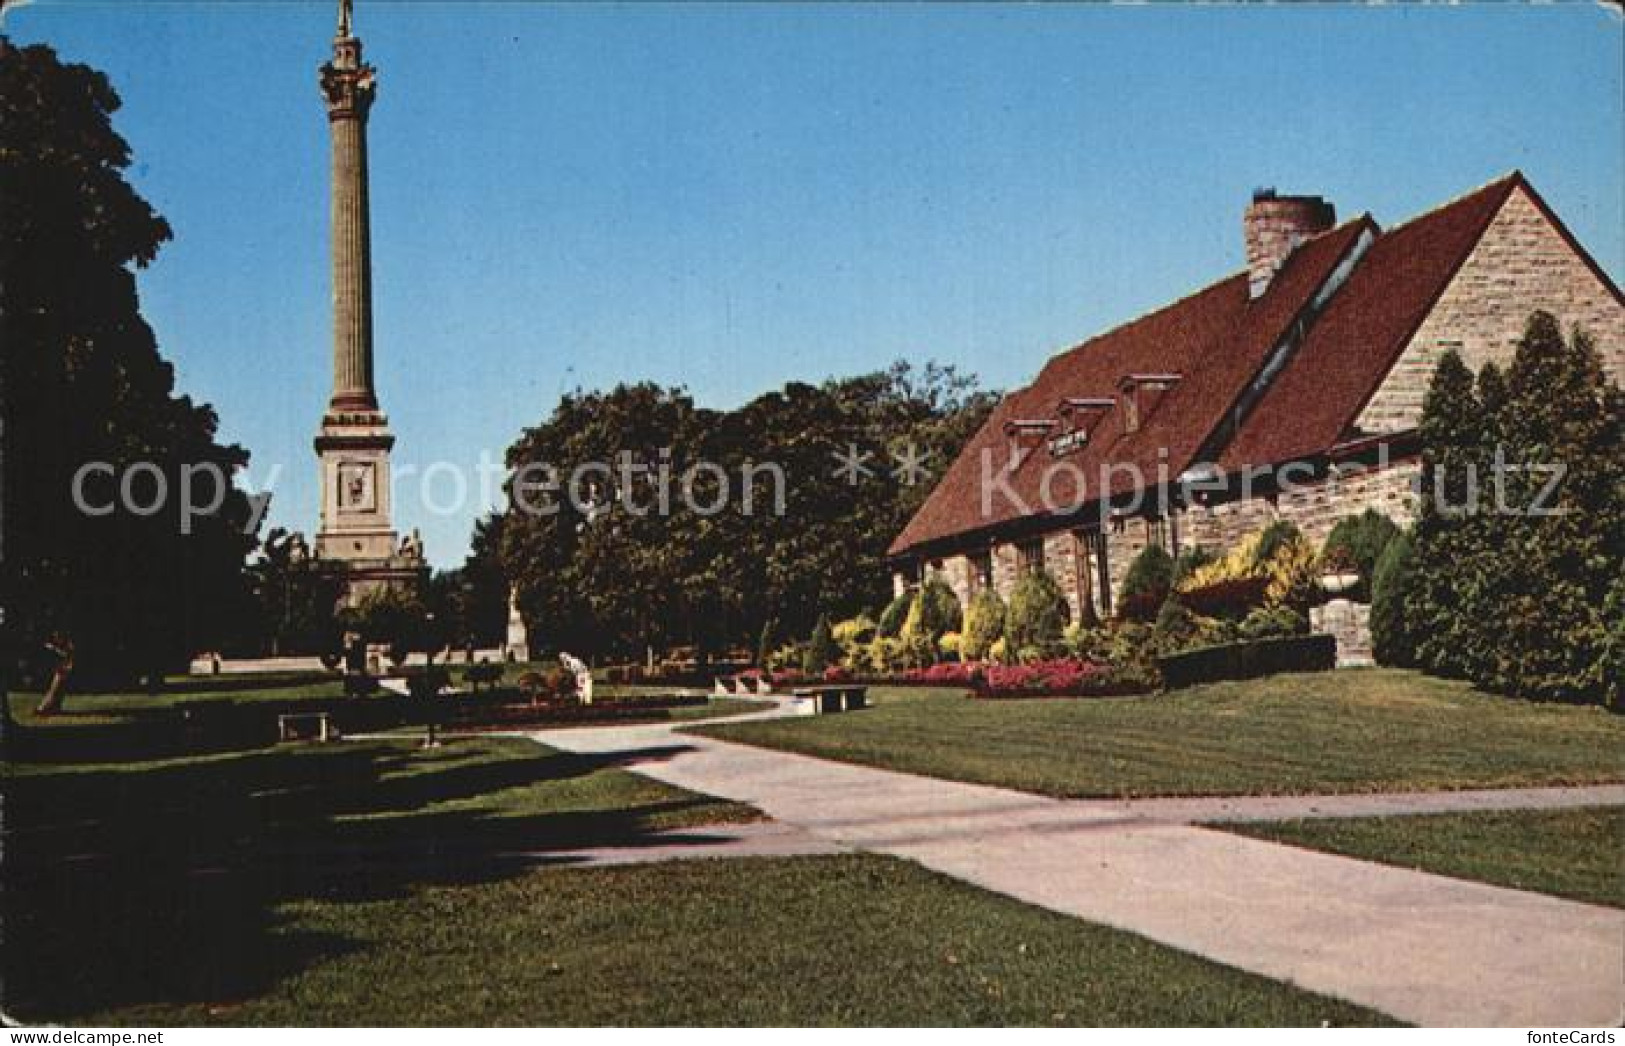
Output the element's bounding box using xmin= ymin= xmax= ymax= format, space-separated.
xmin=1155 ymin=634 xmax=1336 ymax=690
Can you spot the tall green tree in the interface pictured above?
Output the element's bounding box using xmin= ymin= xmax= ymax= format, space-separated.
xmin=1486 ymin=315 xmax=1623 ymax=700
xmin=502 ymin=384 xmax=718 ymax=662
xmin=454 ymin=512 xmax=510 ymax=648
xmin=1407 ymin=313 xmax=1623 ymax=703
xmin=1 ymin=40 xmax=258 ymax=685
xmin=246 ymin=529 xmax=345 ymax=657
xmin=1409 ymin=350 xmax=1486 ymax=678
xmin=1369 ymin=529 xmax=1417 ymax=668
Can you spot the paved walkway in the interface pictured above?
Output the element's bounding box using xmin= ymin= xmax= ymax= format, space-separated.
xmin=1108 ymin=783 xmax=1625 ymax=824
xmin=527 ymin=821 xmax=848 ymax=868
xmin=527 ymin=708 xmax=1624 ymax=1027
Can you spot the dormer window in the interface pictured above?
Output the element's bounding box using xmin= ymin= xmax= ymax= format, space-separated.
xmin=1001 ymin=419 xmax=1053 ymax=451
xmin=1004 ymin=419 xmax=1057 ymax=438
xmin=1117 ymin=373 xmax=1181 ymax=434
xmin=1049 ymin=397 xmax=1113 ymax=456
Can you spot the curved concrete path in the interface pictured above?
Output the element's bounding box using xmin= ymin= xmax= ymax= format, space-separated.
xmin=1102 ymin=783 xmax=1625 ymax=824
xmin=526 ymin=706 xmax=1624 ymax=1027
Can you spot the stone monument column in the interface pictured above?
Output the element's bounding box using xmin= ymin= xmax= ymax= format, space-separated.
xmin=322 ymin=9 xmax=377 ymax=413
xmin=312 ymin=0 xmax=420 ymax=597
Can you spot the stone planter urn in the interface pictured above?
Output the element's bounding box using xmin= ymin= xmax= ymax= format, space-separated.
xmin=1319 ymin=572 xmax=1361 ymax=595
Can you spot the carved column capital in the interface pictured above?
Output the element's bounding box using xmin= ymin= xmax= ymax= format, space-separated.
xmin=320 ymin=40 xmax=376 ymax=120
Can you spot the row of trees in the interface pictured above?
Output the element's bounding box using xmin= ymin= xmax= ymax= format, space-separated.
xmin=1372 ymin=312 xmax=1623 ymax=707
xmin=497 ymin=365 xmax=995 ymax=663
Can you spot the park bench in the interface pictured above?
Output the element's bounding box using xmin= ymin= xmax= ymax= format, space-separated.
xmin=789 ymin=685 xmax=868 ymax=715
xmin=277 ymin=711 xmax=336 ymax=743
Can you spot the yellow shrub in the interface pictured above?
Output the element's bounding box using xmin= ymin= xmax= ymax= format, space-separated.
xmin=1264 ymin=534 xmax=1319 ymax=608
xmin=832 ymin=614 xmax=876 ymax=648
xmin=1177 ymin=530 xmax=1266 ymax=592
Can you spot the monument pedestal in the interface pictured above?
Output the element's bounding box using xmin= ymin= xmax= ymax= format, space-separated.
xmin=314 ymin=409 xmax=397 ymax=563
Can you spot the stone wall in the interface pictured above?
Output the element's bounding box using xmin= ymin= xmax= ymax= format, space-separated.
xmin=1311 ymin=599 xmax=1373 ymax=668
xmin=1103 ymin=518 xmax=1155 ymax=610
xmin=928 ymin=462 xmax=1420 ymax=618
xmin=1176 ymin=460 xmax=1422 ymax=553
xmin=992 ymin=541 xmax=1020 ymax=598
xmin=1044 ymin=530 xmax=1083 ymax=620
xmin=1358 ymin=185 xmax=1624 ymax=435
xmin=932 ymin=553 xmax=977 ymax=609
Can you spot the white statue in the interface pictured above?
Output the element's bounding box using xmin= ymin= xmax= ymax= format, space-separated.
xmin=505 ymin=585 xmax=529 ymax=662
xmin=558 ymin=651 xmax=594 ymax=705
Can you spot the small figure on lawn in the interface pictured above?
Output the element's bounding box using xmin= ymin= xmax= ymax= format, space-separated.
xmin=34 ymin=632 xmax=75 ymax=717
xmin=558 ymin=651 xmax=594 ymax=705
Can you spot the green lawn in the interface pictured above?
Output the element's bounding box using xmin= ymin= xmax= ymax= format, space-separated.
xmin=6 ymin=670 xmax=350 ymax=724
xmin=69 ymin=854 xmax=1391 ymax=1027
xmin=691 ymin=670 xmax=1625 ymax=798
xmin=2 ymin=712 xmax=1396 ymax=1027
xmin=4 ymin=674 xmax=767 ymax=745
xmin=2 ymin=732 xmax=756 ymax=1023
xmin=1224 ymin=807 xmax=1625 ymax=909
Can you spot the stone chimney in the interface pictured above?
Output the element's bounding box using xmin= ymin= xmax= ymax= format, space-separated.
xmin=1244 ymin=189 xmax=1336 ymax=299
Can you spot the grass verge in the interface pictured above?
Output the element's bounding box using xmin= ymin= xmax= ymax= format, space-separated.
xmin=2 ymin=733 xmax=754 ymax=1021
xmin=690 ymin=670 xmax=1625 ymax=798
xmin=1222 ymin=806 xmax=1625 ymax=909
xmin=70 ymin=855 xmax=1395 ymax=1026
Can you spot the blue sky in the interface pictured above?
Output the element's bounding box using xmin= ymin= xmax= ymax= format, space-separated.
xmin=8 ymin=1 xmax=1622 ymax=567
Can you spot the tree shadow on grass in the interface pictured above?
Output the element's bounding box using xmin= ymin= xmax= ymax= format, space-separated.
xmin=0 ymin=733 xmax=721 ymax=1023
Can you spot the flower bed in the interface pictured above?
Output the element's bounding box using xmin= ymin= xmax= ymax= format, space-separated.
xmin=741 ymin=660 xmax=1149 ymax=698
xmin=445 ymin=694 xmax=711 ymax=730
xmin=972 ymin=658 xmax=1147 ymax=699
xmin=763 ymin=666 xmax=867 ymax=688
xmin=774 ymin=659 xmax=1146 ymax=698
xmin=901 ymin=662 xmax=985 ymax=687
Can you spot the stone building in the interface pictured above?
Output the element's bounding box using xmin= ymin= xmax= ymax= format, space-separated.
xmin=888 ymin=173 xmax=1623 ymax=620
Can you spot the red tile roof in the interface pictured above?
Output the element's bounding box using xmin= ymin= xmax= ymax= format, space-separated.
xmin=889 ymin=172 xmax=1585 ymax=560
xmin=889 ymin=216 xmax=1372 ymax=557
xmin=1216 ymin=174 xmax=1520 ymax=471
